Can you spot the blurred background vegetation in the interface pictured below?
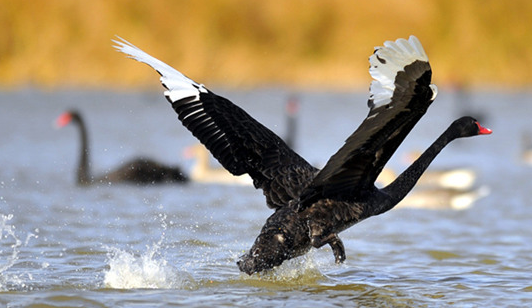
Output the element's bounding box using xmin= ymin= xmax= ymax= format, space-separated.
xmin=1 ymin=0 xmax=531 ymax=90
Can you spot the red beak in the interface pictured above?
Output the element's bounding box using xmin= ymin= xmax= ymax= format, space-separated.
xmin=476 ymin=122 xmax=492 ymax=135
xmin=55 ymin=112 xmax=72 ymax=128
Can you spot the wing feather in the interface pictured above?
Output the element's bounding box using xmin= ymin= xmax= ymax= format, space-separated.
xmin=300 ymin=36 xmax=437 ymax=207
xmin=113 ymin=37 xmax=317 ymax=209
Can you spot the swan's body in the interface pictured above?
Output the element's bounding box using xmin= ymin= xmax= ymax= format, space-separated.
xmin=377 ymin=166 xmax=476 ymax=190
xmin=404 ymin=150 xmax=477 ymax=190
xmin=185 ymin=144 xmax=253 ymax=185
xmin=521 ymin=132 xmax=532 ymax=165
xmin=397 ymin=186 xmax=489 ymax=210
xmin=56 ymin=110 xmax=188 ymax=185
xmin=114 ymin=35 xmax=491 ymax=274
xmin=377 ymin=167 xmax=482 ymax=210
xmin=376 ymin=152 xmax=479 ymax=210
xmin=415 ymin=168 xmax=476 ymax=190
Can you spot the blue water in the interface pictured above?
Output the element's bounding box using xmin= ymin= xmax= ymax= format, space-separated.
xmin=1 ymin=88 xmax=531 ymax=307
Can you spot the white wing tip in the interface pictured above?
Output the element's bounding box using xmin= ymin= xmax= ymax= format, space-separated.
xmin=112 ymin=36 xmax=144 ymax=61
xmin=113 ymin=35 xmax=208 ymax=100
xmin=368 ymin=35 xmax=433 ymax=108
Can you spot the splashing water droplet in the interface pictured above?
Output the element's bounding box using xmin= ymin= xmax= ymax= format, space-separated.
xmin=103 ymin=244 xmax=196 ymax=289
xmin=1 ymin=214 xmax=20 ymax=273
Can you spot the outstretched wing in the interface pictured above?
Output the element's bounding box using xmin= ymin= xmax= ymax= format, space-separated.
xmin=300 ymin=36 xmax=438 ymax=207
xmin=113 ymin=37 xmax=317 ymax=209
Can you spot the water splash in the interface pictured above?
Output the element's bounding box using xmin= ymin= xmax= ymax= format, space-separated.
xmin=0 ymin=214 xmax=20 ymax=274
xmin=239 ymin=250 xmax=327 ymax=286
xmin=0 ymin=212 xmax=40 ymax=291
xmin=103 ymin=245 xmax=193 ymax=289
xmin=103 ymin=214 xmax=196 ymax=289
xmin=1 ymin=214 xmax=27 ymax=291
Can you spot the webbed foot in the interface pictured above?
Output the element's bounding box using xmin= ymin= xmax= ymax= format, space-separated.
xmin=329 ymin=236 xmax=345 ymax=263
xmin=310 ymin=233 xmax=346 ymax=263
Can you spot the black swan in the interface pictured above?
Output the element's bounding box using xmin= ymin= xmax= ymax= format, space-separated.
xmin=114 ymin=35 xmax=491 ymax=275
xmin=55 ymin=110 xmax=188 ymax=185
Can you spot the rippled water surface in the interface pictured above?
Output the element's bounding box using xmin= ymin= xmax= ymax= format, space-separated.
xmin=1 ymin=88 xmax=531 ymax=307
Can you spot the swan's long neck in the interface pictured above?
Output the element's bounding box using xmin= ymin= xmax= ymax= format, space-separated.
xmin=75 ymin=116 xmax=91 ymax=185
xmin=285 ymin=114 xmax=296 ymax=149
xmin=376 ymin=125 xmax=459 ymax=214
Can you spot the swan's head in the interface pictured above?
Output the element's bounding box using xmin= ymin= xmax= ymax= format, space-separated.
xmin=452 ymin=116 xmax=492 ymax=137
xmin=54 ymin=110 xmax=81 ymax=129
xmin=237 ymin=209 xmax=311 ymax=275
xmin=237 ymin=232 xmax=291 ymax=275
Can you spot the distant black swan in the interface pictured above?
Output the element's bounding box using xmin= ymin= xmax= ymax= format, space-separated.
xmin=114 ymin=35 xmax=491 ymax=274
xmin=55 ymin=110 xmax=188 ymax=185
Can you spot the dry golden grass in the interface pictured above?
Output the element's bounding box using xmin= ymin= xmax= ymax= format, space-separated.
xmin=1 ymin=0 xmax=531 ymax=89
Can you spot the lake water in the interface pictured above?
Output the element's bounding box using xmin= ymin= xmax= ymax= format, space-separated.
xmin=1 ymin=88 xmax=531 ymax=307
